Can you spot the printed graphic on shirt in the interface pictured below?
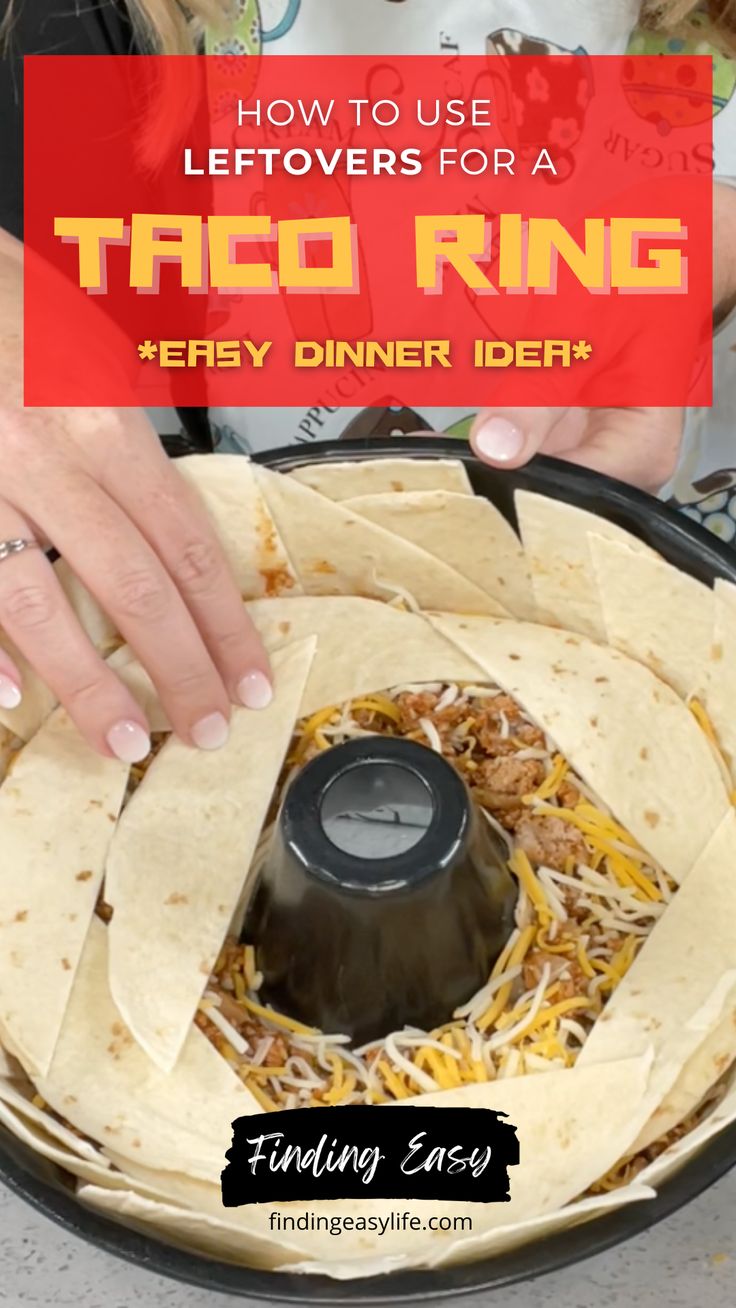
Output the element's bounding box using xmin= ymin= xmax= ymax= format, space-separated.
xmin=199 ymin=1 xmax=733 ymax=533
xmin=486 ymin=30 xmax=592 ymax=182
xmin=208 ymin=0 xmax=302 ymax=56
xmin=670 ymin=475 xmax=736 ymax=544
xmin=625 ymin=10 xmax=736 ymax=132
xmin=205 ymin=0 xmax=302 ymax=109
xmin=339 ymin=404 xmax=432 ymax=440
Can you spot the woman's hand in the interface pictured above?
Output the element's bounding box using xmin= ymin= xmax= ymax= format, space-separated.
xmin=0 ymin=404 xmax=272 ymax=762
xmin=470 ymin=406 xmax=684 ymax=491
xmin=469 ymin=187 xmax=736 ymax=490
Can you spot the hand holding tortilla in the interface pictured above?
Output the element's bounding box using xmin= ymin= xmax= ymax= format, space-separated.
xmin=1 ymin=452 xmax=736 ymax=1283
xmin=0 ymin=415 xmax=272 ymax=759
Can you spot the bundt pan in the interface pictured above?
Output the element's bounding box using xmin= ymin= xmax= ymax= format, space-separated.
xmin=1 ymin=437 xmax=735 ymax=1303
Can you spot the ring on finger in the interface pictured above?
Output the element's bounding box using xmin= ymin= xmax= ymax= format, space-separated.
xmin=0 ymin=539 xmax=41 ymax=565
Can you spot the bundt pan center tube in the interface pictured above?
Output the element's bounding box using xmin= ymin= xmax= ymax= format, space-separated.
xmin=248 ymin=735 xmax=516 ymax=1044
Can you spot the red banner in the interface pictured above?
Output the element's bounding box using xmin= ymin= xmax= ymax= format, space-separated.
xmin=24 ymin=55 xmax=713 ymax=407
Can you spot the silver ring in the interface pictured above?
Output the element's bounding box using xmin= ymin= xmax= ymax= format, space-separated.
xmin=0 ymin=539 xmax=40 ymax=564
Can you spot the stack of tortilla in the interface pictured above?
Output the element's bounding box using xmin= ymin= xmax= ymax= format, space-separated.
xmin=1 ymin=452 xmax=735 ymax=1280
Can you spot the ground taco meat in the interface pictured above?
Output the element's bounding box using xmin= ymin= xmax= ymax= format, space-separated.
xmin=515 ymin=813 xmax=588 ymax=871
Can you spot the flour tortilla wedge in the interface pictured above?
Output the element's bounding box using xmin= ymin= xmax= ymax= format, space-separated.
xmin=0 ymin=1042 xmax=21 ymax=1078
xmin=175 ymin=454 xmax=300 ymax=598
xmin=0 ymin=644 xmax=166 ymax=749
xmin=0 ymin=706 xmax=130 ymax=1077
xmin=35 ymin=919 xmax=262 ymax=1182
xmin=579 ymin=811 xmax=736 ymax=1153
xmin=698 ymin=578 xmax=736 ymax=781
xmin=0 ymin=559 xmax=118 ymax=741
xmin=103 ymin=1056 xmax=653 ymax=1275
xmin=422 ymin=1184 xmax=657 ymax=1269
xmin=103 ymin=1149 xmax=323 ymax=1265
xmin=344 ymin=490 xmax=536 ymax=619
xmin=88 ymin=1176 xmax=654 ymax=1279
xmin=429 ymin=614 xmax=730 ymax=882
xmin=234 ymin=1059 xmax=654 ymax=1272
xmin=284 ymin=1186 xmax=657 ymax=1277
xmin=254 ymin=466 xmax=509 ymax=615
xmin=53 ymin=559 xmax=119 ymax=655
xmin=637 ymin=1067 xmax=736 ymax=1189
xmin=0 ymin=724 xmax=20 ymax=784
xmin=589 ymin=534 xmax=714 ymax=699
xmin=0 ymin=636 xmax=58 ymax=743
xmin=0 ymin=1096 xmax=147 ymax=1193
xmin=0 ymin=1077 xmax=117 ymax=1163
xmin=77 ymin=1183 xmax=307 ymax=1270
xmin=109 ymin=651 xmax=170 ymax=733
xmin=289 ymin=456 xmax=473 ymax=500
xmin=106 ymin=637 xmax=316 ymax=1074
xmin=633 ymin=1007 xmax=736 ymax=1155
xmin=246 ymin=596 xmax=484 ymax=716
xmin=515 ymin=491 xmax=655 ymax=640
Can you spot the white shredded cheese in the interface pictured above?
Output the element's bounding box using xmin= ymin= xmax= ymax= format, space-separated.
xmin=419 ymin=717 xmax=443 ymax=754
xmin=200 ymin=1003 xmax=249 ymax=1056
xmin=487 ymin=964 xmax=552 ymax=1053
xmin=454 ymin=965 xmax=522 ymax=1022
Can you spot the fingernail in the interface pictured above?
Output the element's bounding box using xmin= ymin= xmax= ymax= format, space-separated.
xmin=237 ymin=670 xmax=273 ymax=710
xmin=0 ymin=675 xmax=22 ymax=710
xmin=474 ymin=417 xmax=525 ymax=463
xmin=191 ymin=711 xmax=229 ymax=751
xmin=106 ymin=720 xmax=151 ymax=764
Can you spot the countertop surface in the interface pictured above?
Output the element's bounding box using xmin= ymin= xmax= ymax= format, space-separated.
xmin=1 ymin=1167 xmax=734 ymax=1308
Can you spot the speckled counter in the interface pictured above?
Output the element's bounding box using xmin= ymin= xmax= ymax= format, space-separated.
xmin=1 ymin=1169 xmax=734 ymax=1307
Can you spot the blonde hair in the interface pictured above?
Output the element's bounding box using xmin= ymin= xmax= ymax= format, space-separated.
xmin=0 ymin=2 xmax=231 ymax=53
xmin=3 ymin=1 xmax=735 ymax=55
xmin=124 ymin=2 xmax=232 ymax=54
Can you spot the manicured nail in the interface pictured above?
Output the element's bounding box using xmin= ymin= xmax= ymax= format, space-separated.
xmin=237 ymin=670 xmax=273 ymax=710
xmin=106 ymin=720 xmax=151 ymax=764
xmin=192 ymin=711 xmax=229 ymax=750
xmin=0 ymin=675 xmax=22 ymax=710
xmin=474 ymin=417 xmax=525 ymax=463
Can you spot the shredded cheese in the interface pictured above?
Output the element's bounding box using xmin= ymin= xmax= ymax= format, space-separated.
xmin=239 ymin=995 xmax=318 ymax=1037
xmin=531 ymin=802 xmax=661 ymax=903
xmin=508 ymin=849 xmax=552 ymax=921
xmin=477 ymin=925 xmax=536 ymax=1032
xmin=350 ymin=697 xmax=402 ymax=723
xmin=204 ymin=677 xmax=681 ymax=1107
xmin=532 ymin=754 xmax=568 ymax=802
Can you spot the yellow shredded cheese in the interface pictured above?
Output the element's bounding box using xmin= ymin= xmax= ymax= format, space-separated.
xmin=241 ymin=1064 xmax=289 ymax=1078
xmin=350 ymin=696 xmax=402 ymax=723
xmin=531 ymin=802 xmax=661 ymax=903
xmin=239 ymin=995 xmax=318 ymax=1036
xmin=477 ymin=925 xmax=537 ymax=1032
xmin=536 ymin=925 xmax=574 ymax=955
xmin=576 ymin=939 xmax=596 ymax=979
xmin=325 ymin=1073 xmax=357 ymax=1105
xmin=414 ymin=1046 xmax=460 ymax=1089
xmin=508 ymin=849 xmax=552 ymax=921
xmin=377 ymin=1061 xmax=411 ymax=1099
xmin=243 ymin=946 xmax=257 ymax=989
xmin=526 ymin=1036 xmax=570 ymax=1064
xmin=532 ymin=754 xmax=568 ymax=802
